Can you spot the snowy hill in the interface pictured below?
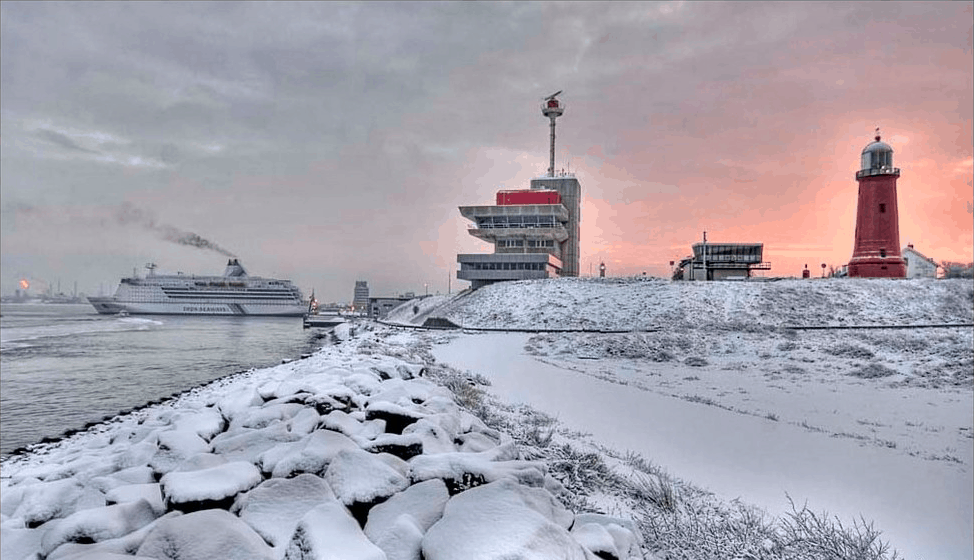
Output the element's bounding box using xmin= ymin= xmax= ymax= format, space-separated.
xmin=387 ymin=277 xmax=973 ymax=330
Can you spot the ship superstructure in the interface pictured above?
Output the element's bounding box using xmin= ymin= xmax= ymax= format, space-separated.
xmin=88 ymin=259 xmax=306 ymax=316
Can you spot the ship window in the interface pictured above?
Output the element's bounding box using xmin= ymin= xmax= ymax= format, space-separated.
xmin=879 ymin=203 xmax=886 ymax=213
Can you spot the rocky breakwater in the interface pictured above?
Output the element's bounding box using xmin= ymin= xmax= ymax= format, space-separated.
xmin=0 ymin=343 xmax=643 ymax=560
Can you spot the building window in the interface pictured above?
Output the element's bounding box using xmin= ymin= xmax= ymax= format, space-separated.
xmin=880 ymin=249 xmax=887 ymax=258
xmin=879 ymin=203 xmax=886 ymax=213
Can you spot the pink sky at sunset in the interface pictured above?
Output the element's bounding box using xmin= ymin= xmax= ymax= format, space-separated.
xmin=2 ymin=2 xmax=971 ymax=300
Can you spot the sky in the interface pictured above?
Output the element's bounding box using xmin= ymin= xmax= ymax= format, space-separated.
xmin=1 ymin=1 xmax=971 ymax=302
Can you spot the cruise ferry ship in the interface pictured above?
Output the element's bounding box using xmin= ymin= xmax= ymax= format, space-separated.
xmin=88 ymin=260 xmax=306 ymax=316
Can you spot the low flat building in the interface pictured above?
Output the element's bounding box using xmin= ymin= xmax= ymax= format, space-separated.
xmin=673 ymin=242 xmax=770 ymax=281
xmin=902 ymin=245 xmax=937 ymax=279
xmin=369 ymin=294 xmax=424 ymax=319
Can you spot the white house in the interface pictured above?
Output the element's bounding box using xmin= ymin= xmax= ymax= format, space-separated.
xmin=902 ymin=244 xmax=937 ymax=279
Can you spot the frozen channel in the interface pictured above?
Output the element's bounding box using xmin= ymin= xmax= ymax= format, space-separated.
xmin=432 ymin=332 xmax=972 ymax=560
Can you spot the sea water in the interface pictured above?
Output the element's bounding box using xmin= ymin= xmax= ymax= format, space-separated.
xmin=0 ymin=303 xmax=324 ymax=457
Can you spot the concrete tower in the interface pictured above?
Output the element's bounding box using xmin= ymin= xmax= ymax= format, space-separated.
xmin=848 ymin=131 xmax=907 ymax=278
xmin=352 ymin=280 xmax=369 ymax=312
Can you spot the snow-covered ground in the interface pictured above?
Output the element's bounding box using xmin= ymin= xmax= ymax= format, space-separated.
xmin=432 ymin=331 xmax=972 ymax=560
xmin=412 ymin=277 xmax=972 ymax=559
xmin=2 ymin=277 xmax=970 ymax=560
xmin=389 ymin=277 xmax=973 ymax=331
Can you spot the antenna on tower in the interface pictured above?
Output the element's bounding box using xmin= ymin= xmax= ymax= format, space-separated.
xmin=541 ymin=91 xmax=565 ymax=177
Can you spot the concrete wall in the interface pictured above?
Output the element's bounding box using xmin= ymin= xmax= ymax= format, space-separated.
xmin=903 ymin=248 xmax=937 ymax=279
xmin=531 ymin=177 xmax=580 ymax=277
xmin=457 ymin=252 xmax=561 ymax=288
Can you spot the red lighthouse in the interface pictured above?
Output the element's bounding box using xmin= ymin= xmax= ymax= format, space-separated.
xmin=848 ymin=131 xmax=906 ymax=278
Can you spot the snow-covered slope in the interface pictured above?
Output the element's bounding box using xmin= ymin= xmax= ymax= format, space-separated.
xmin=418 ymin=277 xmax=973 ymax=330
xmin=0 ymin=326 xmax=642 ymax=560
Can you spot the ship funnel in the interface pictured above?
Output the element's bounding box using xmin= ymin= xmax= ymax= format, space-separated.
xmin=223 ymin=259 xmax=248 ymax=277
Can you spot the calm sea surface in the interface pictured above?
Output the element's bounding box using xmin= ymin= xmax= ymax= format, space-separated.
xmin=0 ymin=303 xmax=324 ymax=457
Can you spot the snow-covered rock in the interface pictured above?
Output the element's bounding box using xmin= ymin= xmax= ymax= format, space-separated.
xmin=10 ymin=478 xmax=85 ymax=527
xmin=149 ymin=428 xmax=212 ymax=473
xmin=268 ymin=429 xmax=361 ymax=479
xmin=408 ymin=444 xmax=546 ymax=493
xmin=39 ymin=499 xmax=157 ymax=556
xmin=137 ymin=509 xmax=275 ymax=560
xmin=365 ymin=478 xmax=449 ymax=559
xmin=422 ymin=478 xmax=588 ymax=560
xmin=324 ymin=448 xmax=409 ymax=508
xmin=571 ymin=513 xmax=644 ymax=560
xmin=210 ymin=423 xmax=303 ymax=464
xmin=45 ymin=511 xmax=182 ymax=560
xmin=283 ymin=502 xmax=385 ymax=560
xmin=105 ymin=483 xmax=165 ymax=515
xmin=232 ymin=474 xmax=337 ymax=548
xmin=160 ymin=461 xmax=262 ymax=511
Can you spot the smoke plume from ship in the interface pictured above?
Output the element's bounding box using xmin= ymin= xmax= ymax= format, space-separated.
xmin=115 ymin=203 xmax=237 ymax=258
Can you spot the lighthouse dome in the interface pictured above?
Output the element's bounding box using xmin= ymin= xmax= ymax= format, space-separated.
xmin=860 ymin=135 xmax=894 ymax=172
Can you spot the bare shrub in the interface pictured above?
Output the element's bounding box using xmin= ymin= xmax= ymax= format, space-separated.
xmin=547 ymin=443 xmax=614 ymax=496
xmin=777 ymin=496 xmax=901 ymax=560
xmin=631 ymin=471 xmax=678 ymax=512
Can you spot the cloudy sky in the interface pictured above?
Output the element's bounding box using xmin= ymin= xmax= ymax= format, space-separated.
xmin=2 ymin=2 xmax=971 ymax=301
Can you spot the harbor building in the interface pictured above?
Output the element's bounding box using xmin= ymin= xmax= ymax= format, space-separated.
xmin=369 ymin=294 xmax=423 ymax=319
xmin=848 ymin=131 xmax=907 ymax=278
xmin=352 ymin=280 xmax=369 ymax=313
xmin=672 ymin=234 xmax=770 ymax=281
xmin=457 ymin=93 xmax=582 ymax=289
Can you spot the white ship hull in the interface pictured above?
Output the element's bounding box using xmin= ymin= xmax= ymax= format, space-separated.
xmin=88 ymin=259 xmax=306 ymax=317
xmin=88 ymin=298 xmax=305 ymax=316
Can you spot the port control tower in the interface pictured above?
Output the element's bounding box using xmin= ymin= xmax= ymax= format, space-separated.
xmin=456 ymin=92 xmax=582 ymax=287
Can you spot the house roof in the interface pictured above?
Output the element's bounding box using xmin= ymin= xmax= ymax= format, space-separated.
xmin=903 ymin=246 xmax=936 ymax=265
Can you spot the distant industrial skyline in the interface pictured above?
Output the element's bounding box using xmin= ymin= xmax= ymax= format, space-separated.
xmin=2 ymin=2 xmax=971 ymax=302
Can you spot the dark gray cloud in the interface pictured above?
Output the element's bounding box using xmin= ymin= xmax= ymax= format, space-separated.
xmin=35 ymin=129 xmax=98 ymax=154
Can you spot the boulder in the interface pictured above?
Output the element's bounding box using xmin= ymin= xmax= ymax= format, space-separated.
xmin=422 ymin=479 xmax=587 ymax=560
xmin=160 ymin=461 xmax=262 ymax=512
xmin=137 ymin=509 xmax=274 ymax=560
xmin=283 ymin=502 xmax=385 ymax=560
xmin=232 ymin=473 xmax=337 ymax=548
